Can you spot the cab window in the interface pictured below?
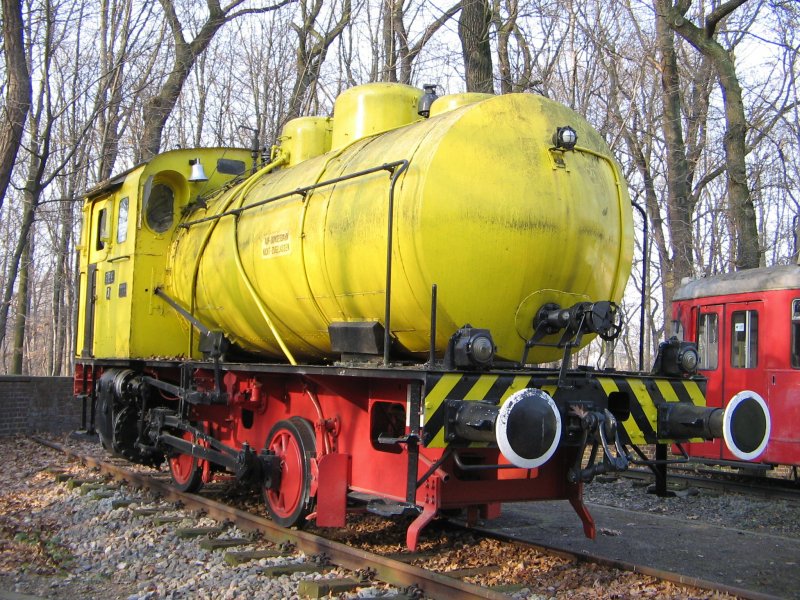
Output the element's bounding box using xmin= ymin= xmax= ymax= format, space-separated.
xmin=792 ymin=299 xmax=800 ymax=368
xmin=731 ymin=310 xmax=758 ymax=369
xmin=697 ymin=312 xmax=718 ymax=370
xmin=145 ymin=184 xmax=174 ymax=233
xmin=96 ymin=207 xmax=109 ymax=250
xmin=117 ymin=197 xmax=129 ymax=243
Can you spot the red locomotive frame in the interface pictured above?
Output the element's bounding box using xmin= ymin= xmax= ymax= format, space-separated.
xmin=672 ymin=264 xmax=800 ymax=469
xmin=75 ymin=359 xmax=603 ymax=550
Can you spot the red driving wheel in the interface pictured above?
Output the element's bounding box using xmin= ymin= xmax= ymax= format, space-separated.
xmin=168 ymin=429 xmax=204 ymax=493
xmin=264 ymin=417 xmax=316 ymax=527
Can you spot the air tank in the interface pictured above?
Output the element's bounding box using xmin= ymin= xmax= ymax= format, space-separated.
xmin=167 ymin=83 xmax=633 ymax=363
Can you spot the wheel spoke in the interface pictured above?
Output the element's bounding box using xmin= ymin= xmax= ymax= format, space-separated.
xmin=168 ymin=429 xmax=203 ymax=493
xmin=263 ymin=418 xmax=316 ymax=528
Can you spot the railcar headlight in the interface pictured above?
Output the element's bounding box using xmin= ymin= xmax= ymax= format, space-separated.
xmin=553 ymin=126 xmax=578 ymax=150
xmin=677 ymin=344 xmax=699 ymax=374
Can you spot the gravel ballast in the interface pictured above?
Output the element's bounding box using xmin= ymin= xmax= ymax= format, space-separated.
xmin=3 ymin=434 xmax=795 ymax=599
xmin=584 ymin=471 xmax=800 ymax=538
xmin=0 ymin=435 xmax=356 ymax=600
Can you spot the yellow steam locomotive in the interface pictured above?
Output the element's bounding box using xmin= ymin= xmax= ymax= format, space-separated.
xmin=73 ymin=83 xmax=770 ymax=549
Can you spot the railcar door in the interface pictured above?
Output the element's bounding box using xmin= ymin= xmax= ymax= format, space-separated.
xmin=759 ymin=294 xmax=800 ymax=466
xmin=81 ymin=264 xmax=98 ymax=357
xmin=721 ymin=300 xmax=764 ymax=462
xmin=690 ymin=304 xmax=725 ymax=459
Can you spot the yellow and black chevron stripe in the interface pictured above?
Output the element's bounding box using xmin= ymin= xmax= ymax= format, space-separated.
xmin=421 ymin=372 xmax=707 ymax=448
xmin=595 ymin=375 xmax=706 ymax=445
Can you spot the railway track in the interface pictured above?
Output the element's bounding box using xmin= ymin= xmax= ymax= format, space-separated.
xmin=28 ymin=436 xmax=781 ymax=600
xmin=621 ymin=466 xmax=800 ymax=502
xmin=462 ymin=521 xmax=780 ymax=600
xmin=32 ymin=436 xmax=506 ymax=600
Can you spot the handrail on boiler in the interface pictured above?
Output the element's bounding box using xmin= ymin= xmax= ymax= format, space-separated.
xmin=181 ymin=159 xmax=410 ymax=367
xmin=571 ymin=145 xmax=648 ymax=371
xmin=180 ymin=161 xmax=409 ymax=228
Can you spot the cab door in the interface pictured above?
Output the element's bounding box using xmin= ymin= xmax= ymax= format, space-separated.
xmin=80 ymin=198 xmax=112 ymax=357
xmin=81 ymin=194 xmax=134 ymax=358
xmin=721 ymin=301 xmax=763 ymax=461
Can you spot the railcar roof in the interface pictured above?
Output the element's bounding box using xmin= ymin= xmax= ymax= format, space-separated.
xmin=673 ymin=264 xmax=800 ymax=300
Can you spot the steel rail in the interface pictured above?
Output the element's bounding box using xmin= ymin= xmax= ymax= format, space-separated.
xmin=621 ymin=467 xmax=800 ymax=503
xmin=32 ymin=437 xmax=509 ymax=600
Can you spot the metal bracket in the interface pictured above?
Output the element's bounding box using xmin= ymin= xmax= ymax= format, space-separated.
xmin=567 ymin=408 xmax=630 ymax=483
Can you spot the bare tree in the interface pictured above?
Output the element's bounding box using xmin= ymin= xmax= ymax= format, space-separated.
xmin=459 ymin=0 xmax=494 ymax=93
xmin=235 ymin=15 xmax=295 ymax=147
xmin=653 ymin=0 xmax=699 ymax=316
xmin=0 ymin=0 xmax=32 ymax=212
xmin=140 ymin=0 xmax=295 ymax=160
xmin=380 ymin=0 xmax=460 ymax=84
xmin=657 ymin=0 xmax=761 ymax=269
xmin=94 ymin=0 xmax=158 ymax=181
xmin=0 ymin=0 xmax=98 ymax=371
xmin=284 ymin=0 xmax=352 ymax=121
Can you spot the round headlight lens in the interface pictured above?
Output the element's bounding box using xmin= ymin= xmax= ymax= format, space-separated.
xmin=554 ymin=126 xmax=578 ymax=150
xmin=679 ymin=347 xmax=699 ymax=374
xmin=470 ymin=335 xmax=495 ymax=365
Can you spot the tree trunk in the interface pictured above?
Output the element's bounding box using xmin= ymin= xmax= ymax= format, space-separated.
xmin=95 ymin=0 xmax=134 ymax=181
xmin=654 ymin=0 xmax=695 ymax=318
xmin=0 ymin=194 xmax=36 ymax=356
xmin=382 ymin=0 xmax=398 ymax=82
xmin=51 ymin=187 xmax=76 ymax=375
xmin=0 ymin=0 xmax=33 ymax=212
xmin=141 ymin=41 xmax=201 ymax=160
xmin=10 ymin=228 xmax=31 ymax=374
xmin=659 ymin=0 xmax=761 ymax=269
xmin=459 ymin=0 xmax=494 ymax=93
xmin=717 ymin=52 xmax=760 ymax=268
xmin=492 ymin=0 xmax=516 ymax=94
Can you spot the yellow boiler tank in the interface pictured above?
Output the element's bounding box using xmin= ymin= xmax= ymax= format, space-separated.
xmin=167 ymin=84 xmax=633 ymax=363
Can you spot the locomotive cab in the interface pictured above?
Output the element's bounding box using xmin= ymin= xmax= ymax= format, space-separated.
xmin=76 ymin=149 xmax=254 ymax=360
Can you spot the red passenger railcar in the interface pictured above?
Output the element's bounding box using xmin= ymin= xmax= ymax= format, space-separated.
xmin=672 ymin=264 xmax=800 ymax=469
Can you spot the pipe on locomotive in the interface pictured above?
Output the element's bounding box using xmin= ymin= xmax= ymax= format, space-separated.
xmin=447 ymin=387 xmax=771 ymax=469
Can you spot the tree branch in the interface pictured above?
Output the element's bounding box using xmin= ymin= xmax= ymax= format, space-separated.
xmin=408 ymin=2 xmax=460 ymax=60
xmin=705 ymin=0 xmax=747 ymax=36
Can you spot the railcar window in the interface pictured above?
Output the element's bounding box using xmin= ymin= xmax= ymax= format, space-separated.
xmin=792 ymin=299 xmax=800 ymax=368
xmin=671 ymin=319 xmax=684 ymax=341
xmin=117 ymin=197 xmax=129 ymax=243
xmin=731 ymin=310 xmax=758 ymax=369
xmin=96 ymin=207 xmax=108 ymax=251
xmin=697 ymin=313 xmax=718 ymax=370
xmin=145 ymin=184 xmax=174 ymax=233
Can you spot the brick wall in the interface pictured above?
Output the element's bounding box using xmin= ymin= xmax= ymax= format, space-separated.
xmin=0 ymin=376 xmax=82 ymax=437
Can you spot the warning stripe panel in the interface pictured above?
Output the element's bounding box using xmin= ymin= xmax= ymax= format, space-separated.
xmin=422 ymin=372 xmax=708 ymax=448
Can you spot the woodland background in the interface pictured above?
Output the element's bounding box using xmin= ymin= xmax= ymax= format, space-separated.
xmin=0 ymin=0 xmax=798 ymax=375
